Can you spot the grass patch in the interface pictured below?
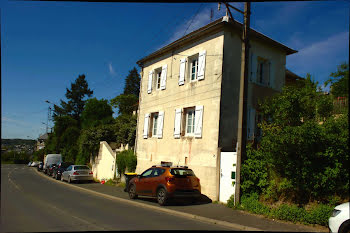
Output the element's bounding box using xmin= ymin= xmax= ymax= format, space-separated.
xmin=104 ymin=179 xmax=116 ymax=186
xmin=227 ymin=194 xmax=334 ymax=227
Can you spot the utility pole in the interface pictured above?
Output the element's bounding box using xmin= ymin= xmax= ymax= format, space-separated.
xmin=235 ymin=2 xmax=251 ymax=205
xmin=219 ymin=2 xmax=251 ymax=205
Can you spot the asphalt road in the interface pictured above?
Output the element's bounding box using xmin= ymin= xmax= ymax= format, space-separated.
xmin=1 ymin=164 xmax=234 ymax=231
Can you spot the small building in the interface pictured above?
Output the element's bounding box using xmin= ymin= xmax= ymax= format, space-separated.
xmin=134 ymin=16 xmax=298 ymax=201
xmin=35 ymin=133 xmax=49 ymax=151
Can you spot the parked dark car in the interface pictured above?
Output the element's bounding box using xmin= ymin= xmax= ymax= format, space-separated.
xmin=47 ymin=164 xmax=58 ymax=177
xmin=128 ymin=165 xmax=201 ymax=206
xmin=37 ymin=162 xmax=44 ymax=171
xmin=52 ymin=162 xmax=74 ymax=180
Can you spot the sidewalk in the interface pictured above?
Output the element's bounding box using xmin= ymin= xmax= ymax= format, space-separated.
xmin=71 ymin=181 xmax=328 ymax=232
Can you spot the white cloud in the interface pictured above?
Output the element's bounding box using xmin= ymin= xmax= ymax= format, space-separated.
xmin=287 ymin=31 xmax=349 ymax=72
xmin=108 ymin=62 xmax=116 ymax=76
xmin=1 ymin=117 xmax=28 ymax=125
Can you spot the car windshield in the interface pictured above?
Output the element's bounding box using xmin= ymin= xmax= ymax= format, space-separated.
xmin=170 ymin=168 xmax=195 ymax=176
xmin=74 ymin=166 xmax=90 ymax=170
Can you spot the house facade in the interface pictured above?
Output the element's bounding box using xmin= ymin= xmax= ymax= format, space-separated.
xmin=135 ymin=16 xmax=297 ymax=201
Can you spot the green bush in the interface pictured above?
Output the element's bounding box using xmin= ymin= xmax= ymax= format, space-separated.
xmin=116 ymin=150 xmax=137 ymax=176
xmin=272 ymin=204 xmax=307 ymax=223
xmin=231 ymin=194 xmax=334 ymax=226
xmin=240 ymin=193 xmax=270 ymax=215
xmin=304 ymin=204 xmax=333 ymax=226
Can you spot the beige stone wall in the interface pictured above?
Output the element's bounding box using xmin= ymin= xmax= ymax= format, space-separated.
xmin=91 ymin=141 xmax=116 ymax=181
xmin=135 ymin=26 xmax=288 ymax=201
xmin=218 ymin=28 xmax=287 ymax=150
xmin=136 ymin=31 xmax=225 ymax=200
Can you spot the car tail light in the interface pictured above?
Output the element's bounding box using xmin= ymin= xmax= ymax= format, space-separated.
xmin=196 ymin=177 xmax=200 ymax=183
xmin=73 ymin=171 xmax=79 ymax=175
xmin=89 ymin=171 xmax=93 ymax=175
xmin=165 ymin=177 xmax=175 ymax=183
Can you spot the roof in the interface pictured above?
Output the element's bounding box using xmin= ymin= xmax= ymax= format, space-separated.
xmin=38 ymin=133 xmax=49 ymax=140
xmin=137 ymin=16 xmax=297 ymax=66
xmin=285 ymin=69 xmax=304 ymax=80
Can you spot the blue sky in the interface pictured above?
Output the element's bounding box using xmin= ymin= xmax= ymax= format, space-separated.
xmin=1 ymin=1 xmax=349 ymax=139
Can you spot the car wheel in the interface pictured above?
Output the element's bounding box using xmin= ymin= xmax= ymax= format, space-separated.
xmin=128 ymin=184 xmax=138 ymax=199
xmin=68 ymin=176 xmax=71 ymax=183
xmin=339 ymin=220 xmax=350 ymax=233
xmin=157 ymin=188 xmax=168 ymax=206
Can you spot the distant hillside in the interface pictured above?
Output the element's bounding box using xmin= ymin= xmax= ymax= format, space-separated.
xmin=2 ymin=139 xmax=36 ymax=147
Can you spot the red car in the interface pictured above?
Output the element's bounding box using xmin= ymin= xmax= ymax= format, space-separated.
xmin=128 ymin=165 xmax=201 ymax=206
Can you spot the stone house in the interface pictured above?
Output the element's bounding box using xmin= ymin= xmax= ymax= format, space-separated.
xmin=134 ymin=16 xmax=297 ymax=201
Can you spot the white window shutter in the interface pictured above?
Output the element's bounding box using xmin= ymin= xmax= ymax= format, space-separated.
xmin=157 ymin=111 xmax=164 ymax=138
xmin=160 ymin=65 xmax=167 ymax=90
xmin=194 ymin=105 xmax=203 ymax=138
xmin=179 ymin=58 xmax=186 ymax=85
xmin=250 ymin=52 xmax=257 ymax=83
xmin=197 ymin=50 xmax=206 ymax=80
xmin=147 ymin=71 xmax=153 ymax=94
xmin=174 ymin=109 xmax=182 ymax=138
xmin=269 ymin=60 xmax=275 ymax=89
xmin=143 ymin=113 xmax=150 ymax=139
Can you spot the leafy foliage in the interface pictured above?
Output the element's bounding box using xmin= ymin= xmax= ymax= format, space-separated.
xmin=325 ymin=62 xmax=349 ymax=98
xmin=229 ymin=194 xmax=334 ymax=226
xmin=241 ymin=72 xmax=349 ymax=205
xmin=53 ymin=74 xmax=93 ymax=122
xmin=114 ymin=114 xmax=137 ymax=147
xmin=80 ymin=98 xmax=114 ymax=129
xmin=116 ymin=150 xmax=137 ymax=176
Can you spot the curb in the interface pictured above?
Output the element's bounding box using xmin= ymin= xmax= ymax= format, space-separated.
xmin=34 ymin=168 xmax=261 ymax=231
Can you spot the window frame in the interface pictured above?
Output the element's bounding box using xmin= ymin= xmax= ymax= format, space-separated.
xmin=149 ymin=112 xmax=159 ymax=138
xmin=184 ymin=107 xmax=196 ymax=136
xmin=256 ymin=57 xmax=270 ymax=86
xmin=188 ymin=54 xmax=199 ymax=82
xmin=154 ymin=68 xmax=162 ymax=90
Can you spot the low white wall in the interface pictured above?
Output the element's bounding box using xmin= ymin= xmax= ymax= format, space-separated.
xmin=92 ymin=141 xmax=116 ymax=181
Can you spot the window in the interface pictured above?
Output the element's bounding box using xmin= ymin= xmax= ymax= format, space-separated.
xmin=185 ymin=108 xmax=195 ymax=135
xmin=155 ymin=69 xmax=162 ymax=90
xmin=143 ymin=111 xmax=164 ymax=139
xmin=190 ymin=58 xmax=198 ymax=81
xmin=256 ymin=57 xmax=270 ymax=86
xmin=151 ymin=112 xmax=159 ymax=137
xmin=141 ymin=168 xmax=153 ymax=178
xmin=152 ymin=168 xmax=165 ymax=177
xmin=174 ymin=106 xmax=203 ymax=138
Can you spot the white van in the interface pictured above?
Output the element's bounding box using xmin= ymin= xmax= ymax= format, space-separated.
xmin=44 ymin=154 xmax=62 ymax=174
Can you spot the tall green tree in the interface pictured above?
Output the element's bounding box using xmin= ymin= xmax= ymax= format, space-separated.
xmin=325 ymin=62 xmax=349 ymax=98
xmin=110 ymin=67 xmax=140 ymax=115
xmin=53 ymin=74 xmax=93 ymax=123
xmin=80 ymin=98 xmax=114 ymax=129
xmin=123 ymin=67 xmax=141 ymax=97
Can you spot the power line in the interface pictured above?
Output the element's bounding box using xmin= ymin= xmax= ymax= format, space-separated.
xmin=183 ymin=3 xmax=204 ymax=37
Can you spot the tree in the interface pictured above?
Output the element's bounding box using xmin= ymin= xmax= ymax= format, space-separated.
xmin=325 ymin=62 xmax=349 ymax=98
xmin=53 ymin=74 xmax=93 ymax=122
xmin=110 ymin=68 xmax=140 ymax=115
xmin=123 ymin=67 xmax=140 ymax=97
xmin=114 ymin=114 xmax=137 ymax=147
xmin=242 ymin=74 xmax=349 ymax=204
xmin=80 ymin=98 xmax=114 ymax=129
xmin=76 ymin=124 xmax=117 ymax=164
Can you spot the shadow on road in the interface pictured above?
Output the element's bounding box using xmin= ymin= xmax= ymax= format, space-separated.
xmin=137 ymin=194 xmax=212 ymax=206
